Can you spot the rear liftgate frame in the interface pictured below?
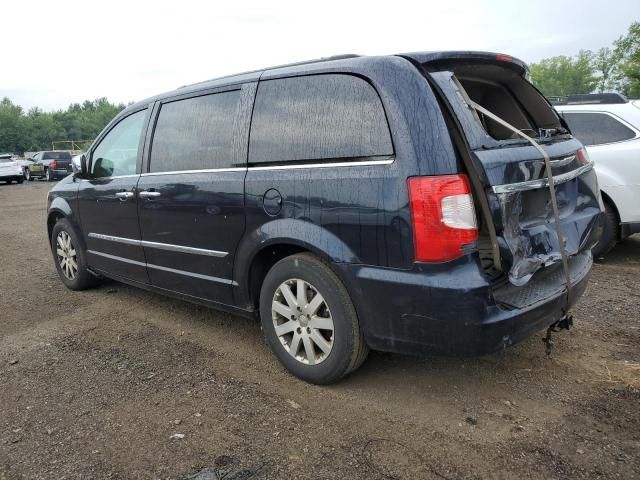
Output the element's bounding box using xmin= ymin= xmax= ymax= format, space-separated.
xmin=465 ymin=99 xmax=574 ymax=354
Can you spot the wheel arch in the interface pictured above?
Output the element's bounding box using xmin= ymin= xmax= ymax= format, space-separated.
xmin=599 ymin=189 xmax=621 ymax=239
xmin=47 ymin=197 xmax=83 ymax=247
xmin=234 ymin=220 xmax=360 ymax=311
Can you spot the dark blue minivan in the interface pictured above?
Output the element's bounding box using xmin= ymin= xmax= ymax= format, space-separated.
xmin=47 ymin=52 xmax=602 ymax=383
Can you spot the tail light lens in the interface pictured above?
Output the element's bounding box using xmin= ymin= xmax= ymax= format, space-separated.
xmin=407 ymin=174 xmax=479 ymax=262
xmin=576 ymin=147 xmax=591 ymax=165
xmin=50 ymin=160 xmax=58 ymax=169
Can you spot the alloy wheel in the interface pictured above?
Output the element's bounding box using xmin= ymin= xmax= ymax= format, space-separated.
xmin=272 ymin=278 xmax=334 ymax=365
xmin=56 ymin=231 xmax=78 ymax=280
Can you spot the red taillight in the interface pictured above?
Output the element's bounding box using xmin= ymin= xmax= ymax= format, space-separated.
xmin=576 ymin=148 xmax=591 ymax=166
xmin=50 ymin=160 xmax=57 ymax=169
xmin=407 ymin=174 xmax=479 ymax=262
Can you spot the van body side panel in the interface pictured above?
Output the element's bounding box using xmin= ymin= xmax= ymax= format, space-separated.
xmin=235 ymin=58 xmax=459 ymax=308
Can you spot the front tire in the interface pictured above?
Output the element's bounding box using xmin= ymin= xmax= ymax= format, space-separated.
xmin=51 ymin=218 xmax=98 ymax=290
xmin=593 ymin=201 xmax=618 ymax=258
xmin=259 ymin=253 xmax=369 ymax=384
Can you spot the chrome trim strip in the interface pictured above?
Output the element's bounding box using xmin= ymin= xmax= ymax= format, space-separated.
xmin=141 ymin=167 xmax=246 ymax=177
xmin=146 ymin=263 xmax=237 ymax=285
xmin=87 ymin=250 xmax=237 ymax=285
xmin=141 ymin=240 xmax=227 ymax=257
xmin=247 ymin=158 xmax=394 ymax=171
xmin=87 ymin=250 xmax=147 ymax=267
xmin=81 ymin=174 xmax=140 ymax=181
xmin=492 ymin=163 xmax=594 ymax=194
xmin=549 ymin=155 xmax=576 ymax=167
xmin=88 ymin=233 xmax=228 ymax=257
xmin=88 ymin=232 xmax=140 ymax=246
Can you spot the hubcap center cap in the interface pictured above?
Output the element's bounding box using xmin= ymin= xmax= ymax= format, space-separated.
xmin=298 ymin=314 xmax=309 ymax=327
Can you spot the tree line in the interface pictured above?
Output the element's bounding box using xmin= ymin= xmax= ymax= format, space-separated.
xmin=0 ymin=97 xmax=126 ymax=155
xmin=530 ymin=22 xmax=640 ymax=97
xmin=1 ymin=22 xmax=639 ymax=154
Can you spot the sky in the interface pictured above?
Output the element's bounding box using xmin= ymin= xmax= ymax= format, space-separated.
xmin=2 ymin=0 xmax=640 ymax=111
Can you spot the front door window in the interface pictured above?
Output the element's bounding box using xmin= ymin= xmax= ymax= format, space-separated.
xmin=91 ymin=110 xmax=147 ymax=178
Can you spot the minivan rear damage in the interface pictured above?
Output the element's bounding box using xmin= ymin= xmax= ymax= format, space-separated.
xmin=404 ymin=52 xmax=602 ymax=290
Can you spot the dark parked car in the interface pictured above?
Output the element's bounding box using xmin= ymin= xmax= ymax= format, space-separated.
xmin=46 ymin=52 xmax=602 ymax=384
xmin=27 ymin=151 xmax=73 ymax=181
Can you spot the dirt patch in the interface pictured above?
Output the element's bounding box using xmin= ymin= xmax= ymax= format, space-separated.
xmin=1 ymin=182 xmax=639 ymax=479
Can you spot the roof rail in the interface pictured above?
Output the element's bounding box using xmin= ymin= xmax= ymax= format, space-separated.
xmin=179 ymin=54 xmax=361 ymax=89
xmin=549 ymin=93 xmax=628 ymax=106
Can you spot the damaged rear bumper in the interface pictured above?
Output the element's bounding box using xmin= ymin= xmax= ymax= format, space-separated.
xmin=337 ymin=252 xmax=592 ymax=357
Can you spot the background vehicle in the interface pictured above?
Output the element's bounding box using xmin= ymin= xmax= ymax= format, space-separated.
xmin=28 ymin=151 xmax=73 ymax=181
xmin=0 ymin=155 xmax=24 ymax=184
xmin=554 ymin=94 xmax=640 ymax=256
xmin=47 ymin=52 xmax=601 ymax=384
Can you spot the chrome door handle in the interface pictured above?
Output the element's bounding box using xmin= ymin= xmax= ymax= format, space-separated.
xmin=139 ymin=191 xmax=161 ymax=198
xmin=115 ymin=191 xmax=134 ymax=200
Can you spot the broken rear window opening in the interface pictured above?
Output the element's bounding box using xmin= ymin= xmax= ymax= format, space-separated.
xmin=439 ymin=62 xmax=566 ymax=142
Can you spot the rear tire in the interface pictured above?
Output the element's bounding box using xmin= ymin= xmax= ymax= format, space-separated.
xmin=259 ymin=253 xmax=369 ymax=384
xmin=51 ymin=218 xmax=99 ymax=290
xmin=17 ymin=177 xmax=23 ymax=184
xmin=593 ymin=201 xmax=618 ymax=258
xmin=25 ymin=169 xmax=31 ymax=181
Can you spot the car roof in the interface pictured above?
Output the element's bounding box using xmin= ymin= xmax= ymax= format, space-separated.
xmin=555 ymin=101 xmax=640 ymax=129
xmin=123 ymin=50 xmax=527 ymax=113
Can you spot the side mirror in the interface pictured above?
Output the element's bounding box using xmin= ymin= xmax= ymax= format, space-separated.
xmin=72 ymin=154 xmax=88 ymax=177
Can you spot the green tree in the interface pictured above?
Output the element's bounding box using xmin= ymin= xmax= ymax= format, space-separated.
xmin=529 ymin=50 xmax=598 ymax=96
xmin=0 ymin=98 xmax=27 ymax=153
xmin=0 ymin=97 xmax=126 ymax=154
xmin=592 ymin=47 xmax=623 ymax=93
xmin=615 ymin=21 xmax=640 ymax=97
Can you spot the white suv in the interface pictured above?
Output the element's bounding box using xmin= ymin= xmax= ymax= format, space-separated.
xmin=555 ymin=94 xmax=640 ymax=257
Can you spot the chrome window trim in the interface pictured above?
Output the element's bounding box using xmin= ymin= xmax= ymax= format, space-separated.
xmin=141 ymin=167 xmax=246 ymax=177
xmin=246 ymin=158 xmax=394 ymax=171
xmin=81 ymin=174 xmax=140 ymax=181
xmin=138 ymin=159 xmax=394 ymax=176
xmin=87 ymin=250 xmax=237 ymax=285
xmin=492 ymin=162 xmax=594 ymax=194
xmin=88 ymin=233 xmax=228 ymax=258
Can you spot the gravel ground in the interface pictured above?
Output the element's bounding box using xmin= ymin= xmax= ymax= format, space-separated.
xmin=0 ymin=181 xmax=638 ymax=479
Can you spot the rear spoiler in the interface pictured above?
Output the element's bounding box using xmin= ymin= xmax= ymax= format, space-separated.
xmin=400 ymin=51 xmax=529 ymax=77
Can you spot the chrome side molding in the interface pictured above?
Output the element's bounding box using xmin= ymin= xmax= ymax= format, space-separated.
xmin=88 ymin=233 xmax=228 ymax=257
xmin=87 ymin=250 xmax=237 ymax=285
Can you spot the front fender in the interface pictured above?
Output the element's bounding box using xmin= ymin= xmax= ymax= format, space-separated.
xmin=233 ymin=218 xmax=359 ymax=305
xmin=47 ymin=181 xmax=81 ymax=241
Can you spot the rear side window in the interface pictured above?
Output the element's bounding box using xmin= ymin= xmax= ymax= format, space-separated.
xmin=150 ymin=90 xmax=240 ymax=172
xmin=44 ymin=152 xmax=71 ymax=160
xmin=562 ymin=112 xmax=636 ymax=146
xmin=249 ymin=74 xmax=393 ymax=164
